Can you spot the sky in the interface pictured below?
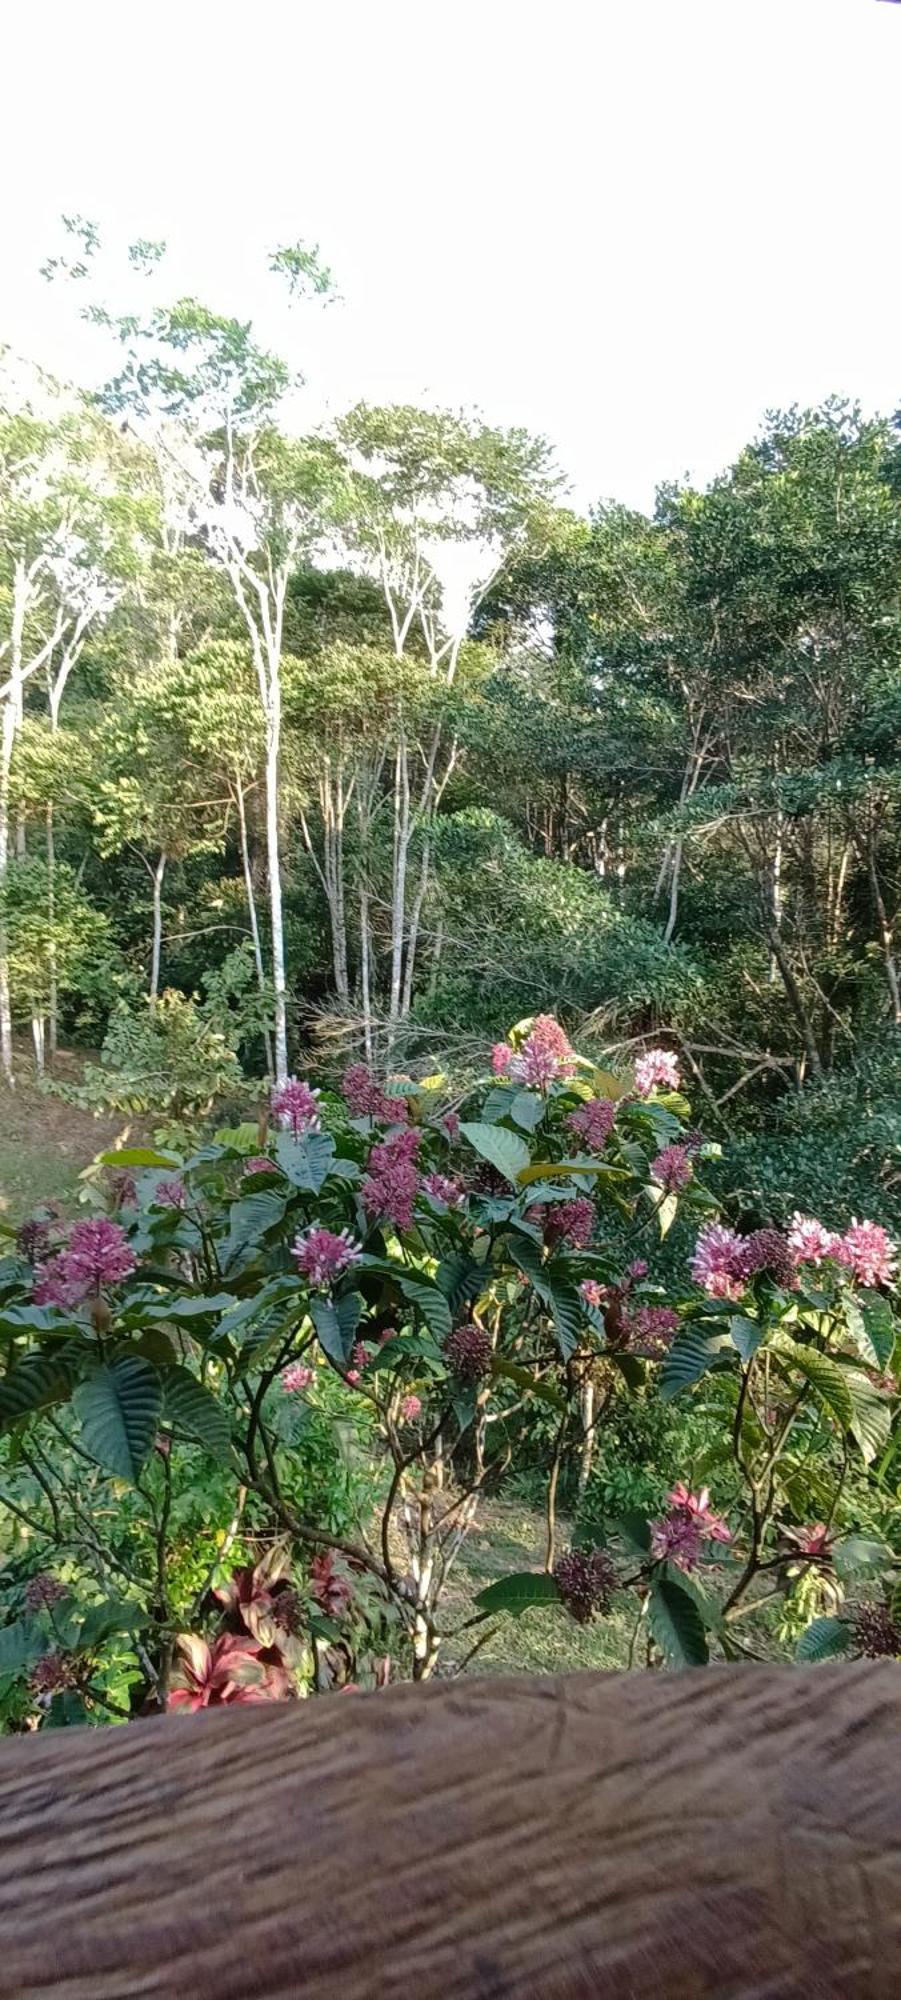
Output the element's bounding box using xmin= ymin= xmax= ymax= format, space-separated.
xmin=1 ymin=0 xmax=899 ymax=514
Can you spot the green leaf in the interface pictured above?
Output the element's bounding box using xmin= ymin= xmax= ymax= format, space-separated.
xmin=509 ymin=1090 xmax=545 ymax=1133
xmin=856 ymin=1289 xmax=896 ymax=1370
xmin=509 ymin=1237 xmax=580 ymax=1359
xmin=144 ymin=1292 xmax=237 ymax=1323
xmin=222 ymin=1190 xmax=288 ymax=1272
xmin=795 ymin=1616 xmax=851 ymax=1662
xmin=776 ymin=1339 xmax=853 ymax=1429
xmin=729 ymin=1315 xmax=765 ymax=1362
xmin=459 ymin=1120 xmax=531 ymax=1185
xmin=0 ymin=1619 xmax=42 ymax=1678
xmin=479 ymin=1084 xmax=517 ymax=1124
xmin=473 ymin=1571 xmax=560 ymax=1618
xmin=275 ymin=1130 xmax=336 ymax=1193
xmin=99 ymin=1147 xmax=181 ymax=1168
xmin=490 ymin=1356 xmax=566 ymax=1411
xmin=832 ymin=1534 xmax=893 ymax=1581
xmin=517 ymin=1159 xmax=630 ymax=1187
xmin=398 ymin=1275 xmax=452 ymax=1341
xmin=77 ymin=1599 xmax=147 ymax=1650
xmin=648 ymin=1576 xmax=709 ymax=1666
xmin=660 ymin=1326 xmax=733 ymax=1401
xmin=657 ymin=1191 xmax=678 ymax=1239
xmin=844 ymin=1369 xmax=892 ymax=1464
xmin=161 ymin=1366 xmax=230 ymax=1458
xmin=73 ymin=1357 xmax=162 ymax=1482
xmin=435 ymin=1252 xmax=482 ymax=1314
xmin=0 ymin=1340 xmax=87 ymax=1433
xmin=613 ymin=1509 xmax=652 ymax=1556
xmin=309 ymin=1293 xmax=363 ymax=1368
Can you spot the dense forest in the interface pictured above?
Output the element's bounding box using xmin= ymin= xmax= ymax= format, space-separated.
xmin=3 ymin=229 xmax=901 ymax=1232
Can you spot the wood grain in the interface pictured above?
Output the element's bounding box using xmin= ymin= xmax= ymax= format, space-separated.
xmin=0 ymin=1661 xmax=899 ymax=1997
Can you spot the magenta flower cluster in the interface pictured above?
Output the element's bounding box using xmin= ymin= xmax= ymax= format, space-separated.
xmin=34 ymin=1216 xmax=136 ymax=1307
xmin=650 ymin=1484 xmax=731 ymax=1572
xmin=361 ymin=1127 xmax=422 ymax=1230
xmin=271 ymin=1076 xmax=321 ymax=1138
xmin=154 ymin=1176 xmax=186 ymax=1209
xmin=422 ymin=1171 xmax=466 ymax=1208
xmin=545 ymin=1197 xmax=595 ymax=1250
xmin=650 ymin=1144 xmax=693 ymax=1192
xmin=244 ymin=1155 xmax=275 ymax=1177
xmin=492 ymin=1015 xmax=575 ymax=1090
xmin=292 ymin=1226 xmax=361 ymax=1289
xmin=634 ymin=1048 xmax=681 ymax=1097
xmin=342 ymin=1062 xmax=409 ymax=1125
xmin=281 ymin=1362 xmax=314 ymax=1393
xmin=693 ymin=1211 xmax=898 ymax=1301
xmin=566 ymin=1097 xmax=616 ymax=1151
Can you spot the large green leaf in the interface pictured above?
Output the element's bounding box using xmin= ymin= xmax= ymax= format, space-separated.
xmin=0 ymin=1619 xmax=43 ymax=1678
xmin=144 ymin=1292 xmax=237 ymax=1324
xmin=459 ymin=1121 xmax=531 ymax=1186
xmin=508 ymin=1090 xmax=545 ymax=1133
xmin=161 ymin=1366 xmax=231 ymax=1459
xmin=222 ymin=1190 xmax=288 ymax=1271
xmin=0 ymin=1340 xmax=87 ymax=1433
xmin=491 ymin=1356 xmax=566 ymax=1410
xmin=832 ymin=1534 xmax=893 ymax=1580
xmin=509 ymin=1237 xmax=580 ymax=1360
xmin=309 ymin=1293 xmax=363 ymax=1368
xmin=855 ymin=1289 xmax=896 ymax=1370
xmin=776 ymin=1339 xmax=853 ymax=1428
xmin=648 ymin=1576 xmax=709 ymax=1666
xmin=795 ymin=1616 xmax=851 ymax=1662
xmin=660 ymin=1326 xmax=733 ymax=1401
xmin=99 ymin=1147 xmax=181 ymax=1168
xmin=517 ymin=1160 xmax=630 ymax=1188
xmin=275 ymin=1130 xmax=335 ymax=1193
xmin=844 ymin=1369 xmax=892 ymax=1464
xmin=473 ymin=1571 xmax=560 ymax=1618
xmin=398 ymin=1275 xmax=452 ymax=1342
xmin=729 ymin=1315 xmax=765 ymax=1363
xmin=73 ymin=1357 xmax=162 ymax=1482
xmin=435 ymin=1252 xmax=482 ymax=1315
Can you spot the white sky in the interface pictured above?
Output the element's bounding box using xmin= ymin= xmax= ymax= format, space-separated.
xmin=1 ymin=0 xmax=899 ymax=513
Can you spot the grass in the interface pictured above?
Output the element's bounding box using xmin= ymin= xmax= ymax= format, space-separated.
xmin=0 ymin=1047 xmax=146 ymax=1227
xmin=441 ymin=1496 xmax=634 ymax=1676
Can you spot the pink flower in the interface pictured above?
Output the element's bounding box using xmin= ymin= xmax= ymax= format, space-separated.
xmin=581 ymin=1279 xmax=606 ymax=1309
xmin=281 ymin=1362 xmax=314 ymax=1393
xmin=23 ymin=1573 xmax=66 ymax=1612
xmin=690 ymin=1221 xmax=746 ymax=1301
xmin=154 ymin=1176 xmax=186 ymax=1209
xmin=35 ymin=1216 xmax=137 ymax=1306
xmin=244 ymin=1155 xmax=275 ymax=1176
xmin=272 ymin=1076 xmax=321 ymax=1138
xmin=546 ymin=1197 xmax=595 ymax=1250
xmin=651 ymin=1144 xmax=693 ymax=1192
xmin=624 ymin=1303 xmax=680 ymax=1354
xmin=400 ymin=1394 xmax=422 ymax=1421
xmin=784 ymin=1522 xmax=831 ymax=1557
xmin=737 ymin=1228 xmax=796 ymax=1288
xmin=629 ymin=1259 xmax=649 ymax=1281
xmin=567 ymin=1098 xmax=616 ymax=1150
xmin=309 ymin=1550 xmax=353 ymax=1617
xmin=345 ymin=1369 xmax=362 ymax=1387
xmin=650 ymin=1484 xmax=731 ymax=1572
xmin=442 ymin=1111 xmax=461 ymax=1142
xmin=870 ymin=1369 xmax=897 ymax=1397
xmin=293 ymin=1226 xmax=362 ymax=1289
xmin=342 ymin=1062 xmax=410 ymax=1125
xmin=840 ymin=1219 xmax=897 ymax=1289
xmin=30 ymin=1651 xmax=76 ymax=1696
xmin=491 ymin=1043 xmax=514 ymax=1076
xmin=422 ymin=1172 xmax=466 ymax=1208
xmin=634 ymin=1048 xmax=681 ymax=1097
xmin=33 ymin=1259 xmax=86 ymax=1309
xmin=786 ymin=1213 xmax=840 ymax=1267
xmin=362 ymin=1127 xmax=422 ymax=1230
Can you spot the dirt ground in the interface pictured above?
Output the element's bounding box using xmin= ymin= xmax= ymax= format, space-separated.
xmin=0 ymin=1045 xmax=148 ymax=1225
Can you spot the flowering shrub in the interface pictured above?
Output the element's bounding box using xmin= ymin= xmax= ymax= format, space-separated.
xmin=1 ymin=1016 xmax=899 ymax=1726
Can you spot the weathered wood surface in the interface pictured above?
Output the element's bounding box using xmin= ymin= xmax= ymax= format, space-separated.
xmin=0 ymin=1661 xmax=899 ymax=1997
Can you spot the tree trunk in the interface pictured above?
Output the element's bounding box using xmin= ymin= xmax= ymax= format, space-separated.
xmin=264 ymin=703 xmax=289 ymax=1085
xmin=235 ymin=772 xmax=274 ymax=1079
xmin=31 ymin=1010 xmax=45 ymax=1077
xmin=578 ymin=1378 xmax=596 ymax=1499
xmin=662 ymin=837 xmax=683 ymax=946
xmin=0 ymin=695 xmax=16 ymax=1085
xmin=766 ymin=925 xmax=824 ymax=1079
xmin=46 ymin=798 xmax=58 ymax=1064
xmin=389 ymin=738 xmax=411 ymax=1024
xmin=150 ymin=851 xmax=167 ymax=1004
xmin=865 ymin=824 xmax=901 ymax=1027
xmin=359 ymin=884 xmax=373 ymax=1062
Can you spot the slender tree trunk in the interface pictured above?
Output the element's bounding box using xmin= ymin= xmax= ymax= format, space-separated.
xmin=578 ymin=1378 xmax=596 ymax=1498
xmin=31 ymin=1010 xmax=45 ymax=1077
xmin=401 ymin=838 xmax=430 ymax=1017
xmin=662 ymin=838 xmax=683 ymax=946
xmin=0 ymin=696 xmax=15 ymax=1084
xmin=264 ymin=703 xmax=289 ymax=1084
xmin=359 ymin=884 xmax=373 ymax=1062
xmin=150 ymin=852 xmax=167 ymax=1004
xmin=46 ymin=799 xmax=58 ymax=1063
xmin=235 ymin=772 xmax=274 ymax=1079
xmin=865 ymin=824 xmax=901 ymax=1027
xmin=389 ymin=737 xmax=411 ymax=1024
xmin=768 ymin=814 xmax=784 ymax=985
xmin=766 ymin=924 xmax=824 ymax=1079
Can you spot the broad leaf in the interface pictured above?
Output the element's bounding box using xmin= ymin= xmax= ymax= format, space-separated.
xmin=144 ymin=1292 xmax=237 ymax=1324
xmin=491 ymin=1356 xmax=566 ymax=1410
xmin=660 ymin=1326 xmax=733 ymax=1401
xmin=275 ymin=1130 xmax=335 ymax=1193
xmin=222 ymin=1190 xmax=288 ymax=1271
xmin=657 ymin=1192 xmax=678 ymax=1239
xmin=844 ymin=1369 xmax=892 ymax=1464
xmin=0 ymin=1619 xmax=43 ymax=1678
xmin=856 ymin=1289 xmax=896 ymax=1370
xmin=73 ymin=1357 xmax=161 ymax=1482
xmin=459 ymin=1120 xmax=531 ymax=1186
xmin=832 ymin=1534 xmax=893 ymax=1580
xmin=613 ymin=1509 xmax=652 ymax=1555
xmin=729 ymin=1315 xmax=765 ymax=1363
xmin=648 ymin=1575 xmax=709 ymax=1666
xmin=310 ymin=1293 xmax=363 ymax=1367
xmin=795 ymin=1616 xmax=850 ymax=1662
xmin=473 ymin=1571 xmax=560 ymax=1618
xmin=517 ymin=1160 xmax=630 ymax=1188
xmin=398 ymin=1275 xmax=452 ymax=1342
xmin=776 ymin=1340 xmax=853 ymax=1429
xmin=435 ymin=1252 xmax=482 ymax=1314
xmin=161 ymin=1366 xmax=231 ymax=1458
xmin=99 ymin=1147 xmax=180 ymax=1168
xmin=0 ymin=1340 xmax=87 ymax=1433
xmin=508 ymin=1089 xmax=545 ymax=1133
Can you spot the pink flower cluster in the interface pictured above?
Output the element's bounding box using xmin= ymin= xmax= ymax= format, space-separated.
xmin=634 ymin=1048 xmax=681 ymax=1097
xmin=580 ymin=1278 xmax=605 ymax=1310
xmin=650 ymin=1484 xmax=731 ymax=1573
xmin=154 ymin=1176 xmax=186 ymax=1209
xmin=362 ymin=1127 xmax=422 ymax=1231
xmin=292 ymin=1226 xmax=361 ymax=1289
xmin=272 ymin=1076 xmax=321 ymax=1138
xmin=281 ymin=1362 xmax=314 ymax=1393
xmin=34 ymin=1216 xmax=136 ymax=1307
xmin=650 ymin=1144 xmax=693 ymax=1193
xmin=788 ymin=1212 xmax=896 ymax=1287
xmin=624 ymin=1303 xmax=680 ymax=1355
xmin=492 ymin=1016 xmax=575 ymax=1090
xmin=422 ymin=1171 xmax=466 ymax=1209
xmin=244 ymin=1154 xmax=275 ymax=1176
xmin=783 ymin=1522 xmax=831 ymax=1558
xmin=400 ymin=1393 xmax=422 ymax=1422
xmin=690 ymin=1221 xmax=795 ymax=1300
xmin=545 ymin=1197 xmax=595 ymax=1250
xmin=342 ymin=1063 xmax=409 ymax=1125
xmin=567 ymin=1097 xmax=616 ymax=1151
